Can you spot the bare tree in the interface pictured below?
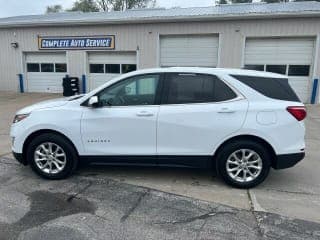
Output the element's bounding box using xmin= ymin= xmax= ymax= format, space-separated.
xmin=46 ymin=0 xmax=156 ymax=13
xmin=46 ymin=5 xmax=63 ymax=13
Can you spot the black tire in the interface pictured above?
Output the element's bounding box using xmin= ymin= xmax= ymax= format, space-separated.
xmin=215 ymin=140 xmax=271 ymax=189
xmin=26 ymin=133 xmax=78 ymax=180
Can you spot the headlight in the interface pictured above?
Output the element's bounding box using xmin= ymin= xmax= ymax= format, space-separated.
xmin=13 ymin=113 xmax=30 ymax=123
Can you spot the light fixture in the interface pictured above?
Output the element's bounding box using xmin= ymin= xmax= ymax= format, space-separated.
xmin=11 ymin=42 xmax=19 ymax=48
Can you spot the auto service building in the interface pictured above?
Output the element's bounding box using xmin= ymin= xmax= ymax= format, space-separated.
xmin=0 ymin=1 xmax=320 ymax=103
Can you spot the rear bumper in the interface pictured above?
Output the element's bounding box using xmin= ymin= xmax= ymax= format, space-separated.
xmin=12 ymin=151 xmax=27 ymax=165
xmin=273 ymin=152 xmax=305 ymax=170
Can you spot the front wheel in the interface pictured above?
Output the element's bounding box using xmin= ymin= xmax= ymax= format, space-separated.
xmin=26 ymin=133 xmax=78 ymax=180
xmin=216 ymin=140 xmax=271 ymax=188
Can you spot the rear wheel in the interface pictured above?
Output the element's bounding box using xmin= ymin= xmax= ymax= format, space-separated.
xmin=216 ymin=140 xmax=271 ymax=188
xmin=26 ymin=133 xmax=78 ymax=180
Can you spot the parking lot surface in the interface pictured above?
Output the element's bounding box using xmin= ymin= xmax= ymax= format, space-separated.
xmin=1 ymin=92 xmax=320 ymax=239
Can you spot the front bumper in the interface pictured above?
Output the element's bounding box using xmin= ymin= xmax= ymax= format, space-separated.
xmin=12 ymin=151 xmax=27 ymax=165
xmin=273 ymin=152 xmax=305 ymax=170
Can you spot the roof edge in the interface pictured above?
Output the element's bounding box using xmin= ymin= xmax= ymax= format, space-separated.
xmin=0 ymin=11 xmax=319 ymax=29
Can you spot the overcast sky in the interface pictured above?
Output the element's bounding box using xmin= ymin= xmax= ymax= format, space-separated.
xmin=0 ymin=0 xmax=214 ymax=18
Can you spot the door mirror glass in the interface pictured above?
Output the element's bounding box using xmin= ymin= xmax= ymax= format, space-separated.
xmin=88 ymin=96 xmax=99 ymax=107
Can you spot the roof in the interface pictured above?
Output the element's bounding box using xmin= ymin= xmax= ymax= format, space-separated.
xmin=135 ymin=67 xmax=287 ymax=78
xmin=1 ymin=1 xmax=320 ymax=28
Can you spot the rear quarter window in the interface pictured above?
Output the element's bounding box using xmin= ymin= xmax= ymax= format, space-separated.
xmin=231 ymin=75 xmax=300 ymax=102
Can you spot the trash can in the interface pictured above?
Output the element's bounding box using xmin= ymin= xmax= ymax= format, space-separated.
xmin=62 ymin=77 xmax=80 ymax=97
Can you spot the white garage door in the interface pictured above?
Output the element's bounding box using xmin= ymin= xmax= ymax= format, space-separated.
xmin=244 ymin=38 xmax=315 ymax=103
xmin=88 ymin=52 xmax=137 ymax=91
xmin=26 ymin=52 xmax=67 ymax=93
xmin=160 ymin=35 xmax=219 ymax=67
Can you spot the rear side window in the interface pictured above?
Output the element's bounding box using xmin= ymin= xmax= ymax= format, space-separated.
xmin=231 ymin=75 xmax=300 ymax=102
xmin=165 ymin=73 xmax=237 ymax=104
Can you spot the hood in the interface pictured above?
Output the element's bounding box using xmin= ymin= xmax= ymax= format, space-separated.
xmin=16 ymin=96 xmax=80 ymax=114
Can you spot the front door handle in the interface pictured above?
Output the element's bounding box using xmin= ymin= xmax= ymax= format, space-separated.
xmin=136 ymin=111 xmax=154 ymax=117
xmin=218 ymin=108 xmax=236 ymax=113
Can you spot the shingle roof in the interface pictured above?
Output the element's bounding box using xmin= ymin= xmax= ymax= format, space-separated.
xmin=0 ymin=1 xmax=320 ymax=28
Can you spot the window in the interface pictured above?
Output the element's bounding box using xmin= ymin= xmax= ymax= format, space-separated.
xmin=41 ymin=63 xmax=54 ymax=73
xmin=55 ymin=63 xmax=67 ymax=73
xmin=165 ymin=73 xmax=237 ymax=104
xmin=231 ymin=75 xmax=300 ymax=102
xmin=244 ymin=65 xmax=264 ymax=71
xmin=27 ymin=63 xmax=40 ymax=72
xmin=266 ymin=65 xmax=286 ymax=75
xmin=97 ymin=74 xmax=159 ymax=107
xmin=106 ymin=64 xmax=120 ymax=74
xmin=90 ymin=64 xmax=104 ymax=73
xmin=122 ymin=64 xmax=137 ymax=74
xmin=288 ymin=65 xmax=310 ymax=76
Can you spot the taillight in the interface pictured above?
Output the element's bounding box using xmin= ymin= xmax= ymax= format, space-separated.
xmin=286 ymin=106 xmax=307 ymax=121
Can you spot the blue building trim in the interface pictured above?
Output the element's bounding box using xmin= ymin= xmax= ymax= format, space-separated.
xmin=82 ymin=74 xmax=87 ymax=94
xmin=18 ymin=74 xmax=24 ymax=93
xmin=311 ymin=79 xmax=319 ymax=104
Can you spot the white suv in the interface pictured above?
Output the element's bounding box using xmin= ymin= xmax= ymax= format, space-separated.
xmin=10 ymin=68 xmax=306 ymax=188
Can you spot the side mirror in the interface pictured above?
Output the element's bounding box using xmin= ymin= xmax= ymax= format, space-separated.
xmin=88 ymin=96 xmax=99 ymax=107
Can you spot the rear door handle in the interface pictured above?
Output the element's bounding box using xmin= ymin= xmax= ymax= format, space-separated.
xmin=218 ymin=108 xmax=236 ymax=113
xmin=136 ymin=111 xmax=154 ymax=117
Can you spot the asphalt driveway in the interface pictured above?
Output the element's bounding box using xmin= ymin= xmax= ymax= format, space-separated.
xmin=0 ymin=91 xmax=320 ymax=239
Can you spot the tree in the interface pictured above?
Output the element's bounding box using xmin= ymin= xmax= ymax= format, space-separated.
xmin=261 ymin=0 xmax=288 ymax=3
xmin=230 ymin=0 xmax=252 ymax=3
xmin=216 ymin=0 xmax=228 ymax=4
xmin=107 ymin=0 xmax=156 ymax=11
xmin=69 ymin=0 xmax=100 ymax=12
xmin=46 ymin=5 xmax=63 ymax=13
xmin=66 ymin=0 xmax=156 ymax=12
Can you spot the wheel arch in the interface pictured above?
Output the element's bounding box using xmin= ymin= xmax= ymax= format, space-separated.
xmin=22 ymin=129 xmax=79 ymax=164
xmin=213 ymin=134 xmax=277 ymax=167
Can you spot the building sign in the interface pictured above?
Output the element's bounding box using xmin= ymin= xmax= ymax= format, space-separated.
xmin=38 ymin=36 xmax=115 ymax=50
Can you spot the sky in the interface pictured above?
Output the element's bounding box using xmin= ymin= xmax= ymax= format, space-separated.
xmin=0 ymin=0 xmax=215 ymax=18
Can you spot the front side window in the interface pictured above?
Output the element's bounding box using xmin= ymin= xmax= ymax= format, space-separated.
xmin=97 ymin=74 xmax=159 ymax=107
xmin=165 ymin=73 xmax=237 ymax=104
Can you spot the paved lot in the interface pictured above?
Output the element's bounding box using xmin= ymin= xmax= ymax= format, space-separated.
xmin=0 ymin=91 xmax=320 ymax=239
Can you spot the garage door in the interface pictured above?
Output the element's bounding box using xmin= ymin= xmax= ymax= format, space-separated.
xmin=26 ymin=52 xmax=67 ymax=93
xmin=88 ymin=52 xmax=137 ymax=91
xmin=160 ymin=35 xmax=219 ymax=67
xmin=244 ymin=38 xmax=315 ymax=103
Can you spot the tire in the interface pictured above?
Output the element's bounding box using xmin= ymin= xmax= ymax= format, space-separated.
xmin=26 ymin=133 xmax=78 ymax=180
xmin=215 ymin=140 xmax=271 ymax=189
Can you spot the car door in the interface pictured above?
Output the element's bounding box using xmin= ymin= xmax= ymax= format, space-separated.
xmin=81 ymin=73 xmax=161 ymax=162
xmin=157 ymin=72 xmax=248 ymax=166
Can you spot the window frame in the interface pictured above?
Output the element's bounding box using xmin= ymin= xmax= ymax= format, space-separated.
xmin=105 ymin=64 xmax=121 ymax=74
xmin=265 ymin=65 xmax=287 ymax=75
xmin=55 ymin=63 xmax=68 ymax=73
xmin=27 ymin=63 xmax=40 ymax=73
xmin=160 ymin=72 xmax=239 ymax=105
xmin=89 ymin=64 xmax=105 ymax=74
xmin=81 ymin=73 xmax=165 ymax=108
xmin=288 ymin=65 xmax=310 ymax=77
